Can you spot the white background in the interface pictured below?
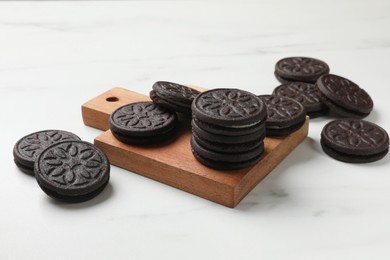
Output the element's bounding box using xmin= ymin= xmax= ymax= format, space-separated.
xmin=1 ymin=1 xmax=390 ymax=259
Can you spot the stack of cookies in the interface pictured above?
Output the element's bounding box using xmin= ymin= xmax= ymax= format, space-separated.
xmin=191 ymin=88 xmax=266 ymax=170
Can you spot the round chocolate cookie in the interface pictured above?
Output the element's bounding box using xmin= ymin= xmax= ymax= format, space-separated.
xmin=191 ymin=136 xmax=264 ymax=163
xmin=13 ymin=130 xmax=81 ymax=175
xmin=321 ymin=119 xmax=389 ymax=163
xmin=191 ymin=145 xmax=263 ymax=171
xmin=317 ymin=74 xmax=373 ymax=118
xmin=34 ymin=141 xmax=110 ymax=202
xmin=192 ymin=115 xmax=266 ymax=136
xmin=192 ymin=88 xmax=266 ymax=127
xmin=258 ymin=95 xmax=306 ymax=136
xmin=112 ymin=125 xmax=178 ymax=145
xmin=191 ymin=119 xmax=265 ymax=144
xmin=150 ymin=90 xmax=189 ymax=115
xmin=275 ymin=57 xmax=329 ymax=83
xmin=110 ymin=102 xmax=178 ymax=145
xmin=151 ymin=81 xmax=200 ymax=116
xmin=273 ymin=82 xmax=329 ymax=118
xmin=192 ymin=130 xmax=264 ymax=154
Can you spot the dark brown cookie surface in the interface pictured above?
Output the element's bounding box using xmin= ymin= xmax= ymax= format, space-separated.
xmin=258 ymin=95 xmax=306 ymax=136
xmin=110 ymin=102 xmax=178 ymax=145
xmin=275 ymin=57 xmax=329 ymax=82
xmin=321 ymin=119 xmax=389 ymax=163
xmin=191 ymin=119 xmax=264 ymax=144
xmin=192 ymin=130 xmax=263 ymax=153
xmin=150 ymin=90 xmax=191 ymax=116
xmin=273 ymin=82 xmax=328 ymax=118
xmin=192 ymin=88 xmax=266 ymax=127
xmin=13 ymin=130 xmax=81 ymax=175
xmin=34 ymin=141 xmax=110 ymax=202
xmin=191 ymin=137 xmax=264 ymax=163
xmin=152 ymin=81 xmax=200 ymax=107
xmin=191 ymin=144 xmax=263 ymax=171
xmin=317 ymin=74 xmax=373 ymax=118
xmin=192 ymin=116 xmax=265 ymax=136
xmin=110 ymin=102 xmax=177 ymax=136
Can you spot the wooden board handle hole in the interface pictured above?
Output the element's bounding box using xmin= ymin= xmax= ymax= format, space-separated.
xmin=106 ymin=96 xmax=119 ymax=102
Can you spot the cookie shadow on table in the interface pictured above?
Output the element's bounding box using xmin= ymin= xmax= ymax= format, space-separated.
xmin=46 ymin=183 xmax=114 ymax=209
xmin=236 ymin=137 xmax=318 ymax=211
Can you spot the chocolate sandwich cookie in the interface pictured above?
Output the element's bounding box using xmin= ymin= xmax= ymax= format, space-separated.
xmin=190 ymin=88 xmax=266 ymax=170
xmin=191 ymin=137 xmax=264 ymax=163
xmin=149 ymin=90 xmax=189 ymax=115
xmin=110 ymin=101 xmax=178 ymax=145
xmin=150 ymin=81 xmax=200 ymax=116
xmin=192 ymin=88 xmax=266 ymax=127
xmin=192 ymin=130 xmax=264 ymax=154
xmin=13 ymin=130 xmax=81 ymax=175
xmin=191 ymin=119 xmax=264 ymax=144
xmin=275 ymin=57 xmax=329 ymax=83
xmin=316 ymin=74 xmax=373 ymax=118
xmin=34 ymin=140 xmax=110 ymax=203
xmin=321 ymin=119 xmax=389 ymax=163
xmin=191 ymin=141 xmax=263 ymax=170
xmin=258 ymin=95 xmax=306 ymax=136
xmin=273 ymin=82 xmax=328 ymax=118
xmin=192 ymin=116 xmax=265 ymax=136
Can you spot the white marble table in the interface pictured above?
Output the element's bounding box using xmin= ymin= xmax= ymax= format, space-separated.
xmin=1 ymin=1 xmax=390 ymax=259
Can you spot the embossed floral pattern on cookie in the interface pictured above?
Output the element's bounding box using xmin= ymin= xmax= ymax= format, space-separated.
xmin=261 ymin=96 xmax=304 ymax=121
xmin=16 ymin=130 xmax=80 ymax=161
xmin=37 ymin=141 xmax=108 ymax=188
xmin=277 ymin=57 xmax=327 ymax=75
xmin=324 ymin=119 xmax=388 ymax=150
xmin=192 ymin=88 xmax=266 ymax=127
xmin=112 ymin=102 xmax=175 ymax=130
xmin=320 ymin=74 xmax=373 ymax=109
xmin=275 ymin=57 xmax=329 ymax=81
xmin=154 ymin=81 xmax=200 ymax=101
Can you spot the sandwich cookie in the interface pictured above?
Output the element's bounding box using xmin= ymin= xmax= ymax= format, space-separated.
xmin=321 ymin=119 xmax=389 ymax=163
xmin=191 ymin=137 xmax=264 ymax=170
xmin=316 ymin=74 xmax=373 ymax=118
xmin=191 ymin=88 xmax=266 ymax=170
xmin=34 ymin=140 xmax=110 ymax=203
xmin=150 ymin=81 xmax=200 ymax=116
xmin=258 ymin=95 xmax=306 ymax=136
xmin=275 ymin=57 xmax=329 ymax=84
xmin=273 ymin=82 xmax=328 ymax=118
xmin=13 ymin=130 xmax=81 ymax=175
xmin=110 ymin=102 xmax=178 ymax=145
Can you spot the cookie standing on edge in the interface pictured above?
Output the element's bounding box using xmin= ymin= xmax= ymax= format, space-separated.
xmin=13 ymin=130 xmax=81 ymax=175
xmin=110 ymin=101 xmax=178 ymax=145
xmin=321 ymin=119 xmax=389 ymax=163
xmin=273 ymin=82 xmax=329 ymax=118
xmin=316 ymin=74 xmax=373 ymax=118
xmin=275 ymin=57 xmax=329 ymax=84
xmin=34 ymin=140 xmax=110 ymax=203
xmin=258 ymin=95 xmax=306 ymax=136
xmin=150 ymin=81 xmax=200 ymax=116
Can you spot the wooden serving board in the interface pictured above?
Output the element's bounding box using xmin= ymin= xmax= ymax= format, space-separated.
xmin=82 ymin=87 xmax=309 ymax=207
